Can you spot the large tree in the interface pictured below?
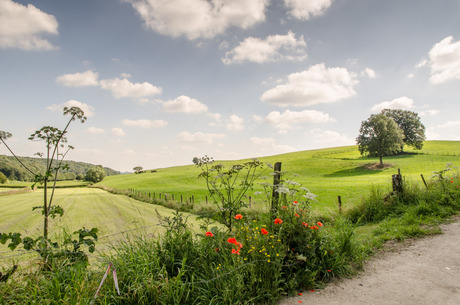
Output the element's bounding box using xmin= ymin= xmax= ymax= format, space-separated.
xmin=356 ymin=113 xmax=405 ymax=167
xmin=85 ymin=165 xmax=106 ymax=183
xmin=381 ymin=109 xmax=425 ymax=151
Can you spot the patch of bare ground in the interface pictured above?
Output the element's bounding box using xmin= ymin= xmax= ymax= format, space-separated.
xmin=278 ymin=215 xmax=460 ymax=305
xmin=362 ymin=163 xmax=394 ymax=170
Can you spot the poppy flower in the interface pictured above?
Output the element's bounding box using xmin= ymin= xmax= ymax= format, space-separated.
xmin=295 ymin=213 xmax=299 ymax=217
xmin=274 ymin=218 xmax=283 ymax=225
xmin=231 ymin=248 xmax=240 ymax=255
xmin=261 ymin=228 xmax=268 ymax=235
xmin=282 ymin=206 xmax=288 ymax=209
xmin=302 ymin=222 xmax=308 ymax=227
xmin=205 ymin=231 xmax=214 ymax=237
xmin=292 ymin=201 xmax=298 ymax=205
xmin=298 ymin=293 xmax=303 ymax=296
xmin=234 ymin=214 xmax=243 ymax=220
xmin=227 ymin=237 xmax=237 ymax=245
xmin=311 ymin=225 xmax=319 ymax=230
xmin=317 ymin=221 xmax=323 ymax=227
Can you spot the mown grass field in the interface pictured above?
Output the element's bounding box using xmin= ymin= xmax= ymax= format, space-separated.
xmin=97 ymin=141 xmax=460 ymax=214
xmin=0 ymin=188 xmax=203 ymax=264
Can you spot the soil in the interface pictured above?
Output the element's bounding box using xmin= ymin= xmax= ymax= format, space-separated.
xmin=278 ymin=215 xmax=460 ymax=305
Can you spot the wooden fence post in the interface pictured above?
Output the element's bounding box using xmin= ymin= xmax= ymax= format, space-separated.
xmin=271 ymin=162 xmax=282 ymax=217
xmin=392 ymin=168 xmax=403 ymax=193
xmin=421 ymin=174 xmax=428 ymax=189
xmin=338 ymin=196 xmax=342 ymax=214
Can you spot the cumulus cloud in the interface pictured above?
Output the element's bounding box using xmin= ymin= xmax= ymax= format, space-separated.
xmin=100 ymin=77 xmax=162 ymax=99
xmin=177 ymin=131 xmax=225 ymax=144
xmin=308 ymin=128 xmax=354 ymax=147
xmin=420 ymin=109 xmax=439 ymax=117
xmin=162 ymin=95 xmax=208 ymax=113
xmin=256 ymin=109 xmax=335 ymax=134
xmin=86 ymin=127 xmax=105 ymax=134
xmin=56 ymin=70 xmax=99 ymax=87
xmin=371 ymin=96 xmax=415 ymax=112
xmin=226 ymin=115 xmax=244 ymax=131
xmin=426 ymin=36 xmax=460 ymax=84
xmin=0 ymin=0 xmax=59 ymax=50
xmin=361 ymin=67 xmax=376 ymax=79
xmin=129 ymin=0 xmax=267 ymax=40
xmin=47 ymin=100 xmax=95 ymax=117
xmin=122 ymin=119 xmax=167 ymax=128
xmin=283 ymin=0 xmax=333 ymax=20
xmin=222 ymin=31 xmax=307 ymax=64
xmin=261 ymin=63 xmax=358 ymax=107
xmin=111 ymin=128 xmax=125 ymax=136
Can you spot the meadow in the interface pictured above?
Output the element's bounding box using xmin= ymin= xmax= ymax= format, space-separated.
xmin=1 ymin=140 xmax=459 ymax=304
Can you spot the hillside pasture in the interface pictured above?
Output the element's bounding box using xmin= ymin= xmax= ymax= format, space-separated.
xmin=97 ymin=141 xmax=460 ymax=214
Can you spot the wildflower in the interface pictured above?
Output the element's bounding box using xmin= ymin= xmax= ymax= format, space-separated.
xmin=234 ymin=214 xmax=243 ymax=220
xmin=317 ymin=221 xmax=323 ymax=227
xmin=231 ymin=248 xmax=240 ymax=255
xmin=274 ymin=218 xmax=283 ymax=224
xmin=298 ymin=293 xmax=303 ymax=296
xmin=215 ymin=248 xmax=219 ymax=252
xmin=327 ymin=269 xmax=332 ymax=272
xmin=205 ymin=231 xmax=214 ymax=237
xmin=261 ymin=228 xmax=268 ymax=235
xmin=228 ymin=237 xmax=237 ymax=245
xmin=292 ymin=200 xmax=298 ymax=205
xmin=295 ymin=213 xmax=299 ymax=217
xmin=309 ymin=290 xmax=315 ymax=292
xmin=302 ymin=222 xmax=308 ymax=227
xmin=311 ymin=225 xmax=319 ymax=230
xmin=281 ymin=206 xmax=288 ymax=209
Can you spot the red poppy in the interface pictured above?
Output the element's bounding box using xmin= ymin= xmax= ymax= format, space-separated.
xmin=205 ymin=231 xmax=214 ymax=237
xmin=298 ymin=293 xmax=303 ymax=296
xmin=282 ymin=206 xmax=288 ymax=209
xmin=302 ymin=222 xmax=308 ymax=227
xmin=295 ymin=213 xmax=299 ymax=217
xmin=327 ymin=269 xmax=332 ymax=272
xmin=293 ymin=201 xmax=298 ymax=205
xmin=274 ymin=218 xmax=283 ymax=224
xmin=234 ymin=214 xmax=243 ymax=220
xmin=227 ymin=237 xmax=237 ymax=245
xmin=231 ymin=248 xmax=240 ymax=255
xmin=311 ymin=225 xmax=319 ymax=230
xmin=317 ymin=221 xmax=323 ymax=227
xmin=261 ymin=228 xmax=268 ymax=235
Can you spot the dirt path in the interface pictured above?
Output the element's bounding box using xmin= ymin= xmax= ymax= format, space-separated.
xmin=278 ymin=216 xmax=460 ymax=305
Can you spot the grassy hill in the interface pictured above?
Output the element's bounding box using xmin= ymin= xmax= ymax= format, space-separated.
xmin=97 ymin=141 xmax=460 ymax=213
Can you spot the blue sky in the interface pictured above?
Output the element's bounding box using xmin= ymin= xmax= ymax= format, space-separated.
xmin=1 ymin=0 xmax=460 ymax=172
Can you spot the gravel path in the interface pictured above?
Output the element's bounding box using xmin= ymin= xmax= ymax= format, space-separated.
xmin=278 ymin=216 xmax=460 ymax=305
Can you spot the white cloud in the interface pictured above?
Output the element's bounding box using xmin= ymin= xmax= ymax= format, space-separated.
xmin=100 ymin=77 xmax=162 ymax=99
xmin=427 ymin=36 xmax=460 ymax=84
xmin=86 ymin=127 xmax=105 ymax=134
xmin=0 ymin=0 xmax=58 ymax=50
xmin=308 ymin=128 xmax=354 ymax=147
xmin=162 ymin=95 xmax=208 ymax=113
xmin=111 ymin=128 xmax=125 ymax=136
xmin=56 ymin=70 xmax=99 ymax=87
xmin=249 ymin=137 xmax=295 ymax=154
xmin=360 ymin=67 xmax=376 ymax=79
xmin=420 ymin=109 xmax=439 ymax=117
xmin=436 ymin=121 xmax=460 ymax=129
xmin=258 ymin=109 xmax=335 ymax=134
xmin=222 ymin=31 xmax=307 ymax=64
xmin=261 ymin=63 xmax=358 ymax=107
xmin=177 ymin=131 xmax=225 ymax=144
xmin=226 ymin=115 xmax=244 ymax=131
xmin=47 ymin=100 xmax=95 ymax=117
xmin=283 ymin=0 xmax=333 ymax=20
xmin=371 ymin=96 xmax=415 ymax=112
xmin=129 ymin=0 xmax=267 ymax=40
xmin=122 ymin=119 xmax=167 ymax=128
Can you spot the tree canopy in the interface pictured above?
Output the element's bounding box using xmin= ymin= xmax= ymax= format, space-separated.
xmin=381 ymin=109 xmax=425 ymax=151
xmin=356 ymin=113 xmax=405 ymax=167
xmin=85 ymin=165 xmax=106 ymax=183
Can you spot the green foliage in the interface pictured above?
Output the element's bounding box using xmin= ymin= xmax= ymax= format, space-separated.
xmin=0 ymin=171 xmax=7 ymax=184
xmin=356 ymin=113 xmax=405 ymax=166
xmin=85 ymin=165 xmax=106 ymax=183
xmin=196 ymin=156 xmax=267 ymax=231
xmin=381 ymin=108 xmax=425 ymax=151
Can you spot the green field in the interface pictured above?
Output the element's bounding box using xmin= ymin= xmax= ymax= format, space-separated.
xmin=0 ymin=188 xmax=203 ymax=263
xmin=97 ymin=141 xmax=460 ymax=213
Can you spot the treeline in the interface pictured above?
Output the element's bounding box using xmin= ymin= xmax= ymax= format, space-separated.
xmin=0 ymin=154 xmax=119 ymax=182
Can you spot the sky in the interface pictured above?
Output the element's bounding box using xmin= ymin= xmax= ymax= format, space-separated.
xmin=1 ymin=0 xmax=460 ymax=173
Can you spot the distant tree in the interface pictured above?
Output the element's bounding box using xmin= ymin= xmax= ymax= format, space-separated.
xmin=356 ymin=113 xmax=405 ymax=167
xmin=381 ymin=109 xmax=426 ymax=151
xmin=85 ymin=165 xmax=106 ymax=183
xmin=76 ymin=173 xmax=85 ymax=180
xmin=0 ymin=172 xmax=7 ymax=184
xmin=133 ymin=166 xmax=143 ymax=173
xmin=192 ymin=157 xmax=199 ymax=165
